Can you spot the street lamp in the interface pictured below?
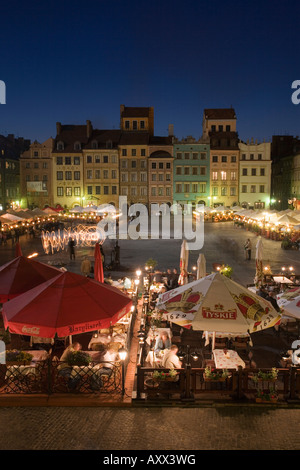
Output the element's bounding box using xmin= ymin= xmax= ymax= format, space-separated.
xmin=178 ymin=345 xmax=198 ymax=401
xmin=118 ymin=347 xmax=128 ymax=396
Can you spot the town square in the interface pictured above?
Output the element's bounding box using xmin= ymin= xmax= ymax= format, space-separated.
xmin=1 ymin=0 xmax=300 ymax=456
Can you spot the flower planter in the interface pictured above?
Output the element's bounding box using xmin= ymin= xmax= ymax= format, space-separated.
xmin=204 ymin=377 xmax=226 ymax=382
xmin=255 ymin=398 xmax=278 ymax=404
xmin=144 ymin=378 xmax=159 ymax=389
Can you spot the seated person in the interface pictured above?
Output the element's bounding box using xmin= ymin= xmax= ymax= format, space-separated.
xmin=58 ymin=342 xmax=82 ymax=390
xmin=154 ymin=331 xmax=171 ymax=353
xmin=90 ymin=345 xmax=118 ymax=390
xmin=161 ymin=344 xmax=182 ymax=369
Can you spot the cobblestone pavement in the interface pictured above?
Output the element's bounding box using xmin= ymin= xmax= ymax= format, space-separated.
xmin=0 ymin=406 xmax=299 ymax=450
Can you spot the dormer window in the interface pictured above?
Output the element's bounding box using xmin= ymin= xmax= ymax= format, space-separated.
xmin=57 ymin=141 xmax=64 ymax=151
xmin=106 ymin=140 xmax=112 ymax=149
xmin=92 ymin=140 xmax=98 ymax=149
xmin=74 ymin=141 xmax=81 ymax=150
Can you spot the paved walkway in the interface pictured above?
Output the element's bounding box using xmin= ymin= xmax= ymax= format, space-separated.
xmin=0 ymin=405 xmax=299 ymax=450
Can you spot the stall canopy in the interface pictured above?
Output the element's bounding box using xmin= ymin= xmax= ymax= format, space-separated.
xmin=2 ymin=271 xmax=132 ymax=338
xmin=0 ymin=256 xmax=61 ymax=302
xmin=157 ymin=272 xmax=281 ymax=333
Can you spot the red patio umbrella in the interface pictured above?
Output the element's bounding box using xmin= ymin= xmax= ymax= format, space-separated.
xmin=0 ymin=256 xmax=61 ymax=303
xmin=2 ymin=271 xmax=132 ymax=338
xmin=94 ymin=242 xmax=104 ymax=283
xmin=15 ymin=242 xmax=22 ymax=257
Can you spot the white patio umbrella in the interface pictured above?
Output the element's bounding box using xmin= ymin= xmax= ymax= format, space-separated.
xmin=197 ymin=253 xmax=206 ymax=280
xmin=157 ymin=272 xmax=281 ymax=333
xmin=277 ymin=214 xmax=300 ymax=225
xmin=277 ymin=288 xmax=300 ymax=319
xmin=178 ymin=239 xmax=189 ymax=285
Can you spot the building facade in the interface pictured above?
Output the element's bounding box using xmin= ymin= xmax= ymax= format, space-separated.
xmin=20 ymin=138 xmax=54 ymax=209
xmin=239 ymin=140 xmax=271 ymax=209
xmin=148 ymin=135 xmax=173 ymax=207
xmin=173 ymin=136 xmax=210 ymax=210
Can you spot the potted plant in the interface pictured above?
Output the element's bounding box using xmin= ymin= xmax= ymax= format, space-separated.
xmin=152 ymin=369 xmax=178 ymax=382
xmin=255 ymin=388 xmax=278 ymax=403
xmin=6 ymin=350 xmax=33 ymax=365
xmin=203 ymin=367 xmax=229 ymax=382
xmin=67 ymin=350 xmax=92 ymax=367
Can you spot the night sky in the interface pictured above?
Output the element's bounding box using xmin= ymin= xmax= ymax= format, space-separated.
xmin=0 ymin=0 xmax=299 ymax=143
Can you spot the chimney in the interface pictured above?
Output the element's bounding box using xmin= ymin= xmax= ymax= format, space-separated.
xmin=86 ymin=120 xmax=92 ymax=138
xmin=56 ymin=122 xmax=62 ymax=136
xmin=168 ymin=124 xmax=174 ymax=137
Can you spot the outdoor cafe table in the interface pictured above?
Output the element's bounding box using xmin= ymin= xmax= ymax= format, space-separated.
xmin=5 ymin=349 xmax=49 ymax=379
xmin=212 ymin=349 xmax=246 ymax=370
xmin=203 ymin=331 xmax=250 ymax=347
xmin=145 ymin=349 xmax=166 ymax=367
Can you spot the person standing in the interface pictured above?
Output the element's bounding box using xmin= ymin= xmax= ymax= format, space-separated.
xmin=68 ymin=237 xmax=76 ymax=260
xmin=244 ymin=238 xmax=252 ymax=260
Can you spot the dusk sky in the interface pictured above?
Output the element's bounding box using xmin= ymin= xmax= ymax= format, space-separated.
xmin=0 ymin=0 xmax=299 ymax=143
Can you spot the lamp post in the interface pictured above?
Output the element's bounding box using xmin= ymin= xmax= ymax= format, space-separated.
xmin=178 ymin=344 xmax=198 ymax=401
xmin=118 ymin=346 xmax=128 ymax=396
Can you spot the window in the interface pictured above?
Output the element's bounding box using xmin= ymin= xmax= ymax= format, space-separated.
xmin=176 ymin=184 xmax=182 ymax=193
xmin=92 ymin=140 xmax=98 ymax=149
xmin=43 ymin=162 xmax=48 ymax=169
xmin=200 ymin=153 xmax=206 ymax=160
xmin=87 ymin=186 xmax=92 ymax=195
xmin=131 ymin=173 xmax=137 ymax=182
xmin=199 ymin=183 xmax=206 ymax=193
xmin=141 ymin=160 xmax=146 ymax=169
xmin=226 ymin=125 xmax=231 ymax=131
xmin=74 ymin=156 xmax=80 ymax=165
xmin=131 ymin=161 xmax=137 ymax=168
xmin=166 ymin=173 xmax=171 ymax=181
xmin=250 ymin=154 xmax=254 ymax=160
xmin=221 ymin=155 xmax=227 ymax=162
xmin=151 ymin=174 xmax=156 ymax=181
xmin=95 ymin=169 xmax=100 ymax=179
xmin=74 ymin=171 xmax=80 ymax=180
xmin=103 ymin=170 xmax=109 ymax=179
xmin=33 ymin=174 xmax=38 ymax=181
xmin=57 ymin=171 xmax=63 ymax=180
xmin=241 ymin=154 xmax=246 ymax=160
xmin=242 ymin=185 xmax=247 ymax=193
xmin=64 ymin=157 xmax=71 ymax=165
xmin=121 ymin=187 xmax=128 ymax=196
xmin=221 ymin=187 xmax=227 ymax=196
xmin=166 ymin=187 xmax=171 ymax=196
xmin=212 ymin=187 xmax=218 ymax=196
xmin=184 ymin=184 xmax=190 ymax=193
xmin=176 ymin=153 xmax=182 ymax=159
xmin=151 ymin=162 xmax=156 ymax=169
xmin=211 ymin=125 xmax=216 ymax=132
xmin=112 ymin=170 xmax=117 ymax=179
xmin=192 ymin=183 xmax=198 ymax=193
xmin=131 ymin=149 xmax=136 ymax=156
xmin=159 ymin=162 xmax=163 ymax=169
xmin=184 ymin=153 xmax=190 ymax=160
xmin=258 ymin=154 xmax=262 ymax=160
xmin=95 ymin=186 xmax=101 ymax=195
xmin=132 ymin=121 xmax=137 ymax=130
xmin=130 ymin=186 xmax=136 ymax=196
xmin=166 ymin=162 xmax=171 ymax=169
xmin=200 ymin=167 xmax=206 ymax=175
xmin=87 ymin=155 xmax=93 ymax=164
xmin=112 ymin=186 xmax=117 ymax=195
xmin=65 ymin=171 xmax=72 ymax=180
xmin=140 ymin=172 xmax=147 ymax=182
xmin=121 ymin=173 xmax=128 ymax=182
xmin=230 ymin=187 xmax=236 ymax=196
xmin=56 ymin=157 xmax=63 ymax=165
xmin=221 ymin=171 xmax=227 ymax=180
xmin=212 ymin=171 xmax=218 ymax=180
xmin=260 ymin=168 xmax=265 ymax=176
xmin=140 ymin=121 xmax=145 ymax=129
xmin=74 ymin=142 xmax=81 ymax=150
xmin=57 ymin=187 xmax=63 ymax=196
xmin=103 ymin=155 xmax=109 ymax=163
xmin=242 ymin=169 xmax=247 ymax=176
xmin=66 ymin=187 xmax=72 ymax=196
xmin=74 ymin=187 xmax=80 ymax=196
xmin=111 ymin=155 xmax=117 ymax=163
xmin=34 ymin=163 xmax=39 ymax=169
xmin=141 ymin=148 xmax=146 ymax=156
xmin=121 ymin=160 xmax=128 ymax=169
xmin=219 ymin=125 xmax=223 ymax=132
xmin=151 ymin=187 xmax=156 ymax=196
xmin=231 ymin=171 xmax=236 ymax=181
xmin=259 ymin=185 xmax=265 ymax=193
xmin=33 ymin=151 xmax=39 ymax=157
xmin=25 ymin=175 xmax=30 ymax=181
xmin=192 ymin=153 xmax=198 ymax=160
xmin=184 ymin=167 xmax=190 ymax=175
xmin=250 ymin=185 xmax=256 ymax=193
xmin=25 ymin=162 xmax=30 ymax=169
xmin=122 ymin=149 xmax=127 ymax=156
xmin=231 ymin=155 xmax=236 ymax=162
xmin=87 ymin=170 xmax=93 ymax=179
xmin=57 ymin=142 xmax=64 ymax=151
xmin=192 ymin=167 xmax=198 ymax=175
xmin=158 ymin=187 xmax=164 ymax=196
xmin=125 ymin=120 xmax=130 ymax=129
xmin=251 ymin=169 xmax=257 ymax=176
xmin=158 ymin=173 xmax=164 ymax=181
xmin=176 ymin=167 xmax=182 ymax=175
xmin=212 ymin=155 xmax=218 ymax=162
